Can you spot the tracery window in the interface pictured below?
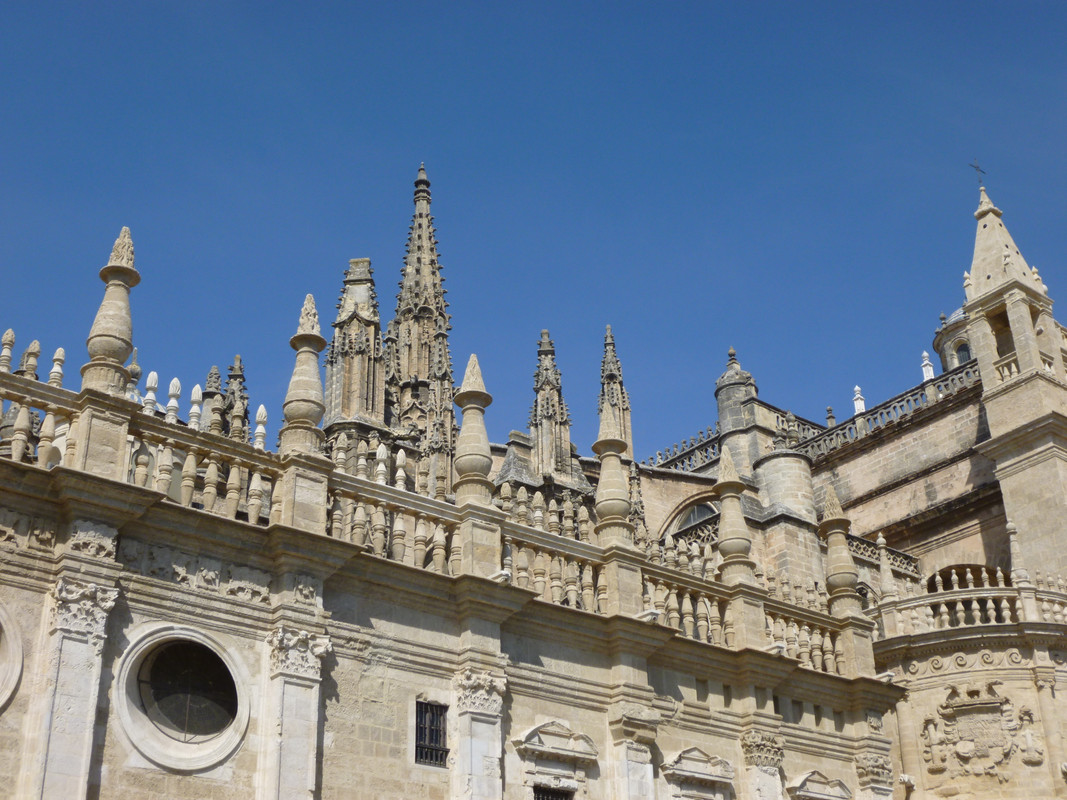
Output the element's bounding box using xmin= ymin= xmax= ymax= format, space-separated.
xmin=137 ymin=640 xmax=238 ymax=743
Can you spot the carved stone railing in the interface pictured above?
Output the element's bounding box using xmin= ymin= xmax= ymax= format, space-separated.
xmin=845 ymin=533 xmax=921 ymax=578
xmin=641 ymin=563 xmax=732 ymax=646
xmin=762 ymin=596 xmax=846 ymax=675
xmin=795 ymin=362 xmax=981 ymax=460
xmin=503 ymin=522 xmax=606 ymax=613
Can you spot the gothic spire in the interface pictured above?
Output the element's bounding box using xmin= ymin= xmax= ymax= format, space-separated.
xmin=597 ymin=325 xmax=632 ymax=458
xmin=396 ymin=164 xmax=449 ymax=323
xmin=965 ymin=186 xmax=1046 ymax=302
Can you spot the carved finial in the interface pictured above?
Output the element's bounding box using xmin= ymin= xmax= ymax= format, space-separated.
xmin=297 ymin=293 xmax=321 ymax=337
xmin=460 ymin=352 xmax=487 ymax=394
xmin=166 ymin=377 xmax=181 ymax=423
xmin=253 ymin=403 xmax=267 ymax=450
xmin=727 ymin=346 xmax=737 ymax=364
xmin=853 ymin=385 xmax=865 ymax=414
xmin=48 ymin=347 xmax=66 ymax=387
xmin=921 ymin=351 xmax=935 ymax=381
xmin=108 ymin=226 xmax=135 ymax=268
xmin=822 ymin=484 xmax=845 ymax=521
xmin=128 ymin=347 xmax=142 ymax=382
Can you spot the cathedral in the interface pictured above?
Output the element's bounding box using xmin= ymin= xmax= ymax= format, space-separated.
xmin=0 ymin=166 xmax=1065 ymax=800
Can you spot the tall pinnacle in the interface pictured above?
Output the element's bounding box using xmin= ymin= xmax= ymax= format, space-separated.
xmin=397 ymin=164 xmax=449 ymax=321
xmin=598 ymin=325 xmax=632 ymax=458
xmin=965 ymin=186 xmax=1044 ymax=301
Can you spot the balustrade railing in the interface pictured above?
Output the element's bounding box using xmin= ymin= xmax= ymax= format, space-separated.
xmin=796 ymin=362 xmax=981 ymax=460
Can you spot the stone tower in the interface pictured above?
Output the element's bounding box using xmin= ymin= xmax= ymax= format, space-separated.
xmin=961 ymin=186 xmax=1067 ymax=571
xmin=383 ymin=165 xmax=455 ymax=473
xmin=598 ymin=325 xmax=633 ymax=459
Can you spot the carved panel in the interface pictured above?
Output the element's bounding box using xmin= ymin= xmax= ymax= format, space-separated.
xmin=740 ymin=730 xmax=784 ymax=770
xmin=0 ymin=506 xmax=54 ymax=551
xmin=514 ymin=720 xmax=598 ymax=797
xmin=67 ymin=519 xmax=117 ymax=559
xmin=119 ymin=539 xmax=270 ymax=604
xmin=663 ymin=747 xmax=735 ymax=800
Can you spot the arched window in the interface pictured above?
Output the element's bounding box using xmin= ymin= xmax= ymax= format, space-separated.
xmin=955 ymin=342 xmax=972 ymax=364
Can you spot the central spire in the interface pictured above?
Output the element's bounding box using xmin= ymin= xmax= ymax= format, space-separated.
xmin=964 ymin=186 xmax=1045 ymax=302
xmin=383 ymin=164 xmax=456 ymax=472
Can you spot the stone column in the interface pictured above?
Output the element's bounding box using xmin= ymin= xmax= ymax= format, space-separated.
xmin=740 ymin=730 xmax=784 ymax=800
xmin=451 ymin=667 xmax=507 ymax=800
xmin=259 ymin=627 xmax=332 ymax=800
xmin=1034 ymin=668 xmax=1067 ymax=797
xmin=966 ymin=314 xmax=998 ymax=389
xmin=16 ymin=576 xmax=118 ymax=800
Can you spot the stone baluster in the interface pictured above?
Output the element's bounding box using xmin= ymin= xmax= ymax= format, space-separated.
xmin=0 ymin=329 xmax=13 ymax=372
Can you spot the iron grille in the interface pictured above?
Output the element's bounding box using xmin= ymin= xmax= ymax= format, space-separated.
xmin=533 ymin=788 xmax=574 ymax=800
xmin=415 ymin=701 xmax=448 ymax=766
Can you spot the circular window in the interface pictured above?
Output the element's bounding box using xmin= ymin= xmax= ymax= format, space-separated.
xmin=117 ymin=625 xmax=249 ymax=771
xmin=137 ymin=641 xmax=238 ymax=743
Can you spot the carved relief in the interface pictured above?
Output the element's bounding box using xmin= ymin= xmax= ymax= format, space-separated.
xmin=741 ymin=729 xmax=784 ymax=770
xmin=119 ymin=539 xmax=270 ymax=604
xmin=50 ymin=576 xmax=119 ymax=652
xmin=921 ymin=682 xmax=1043 ymax=782
xmin=0 ymin=507 xmax=53 ymax=551
xmin=854 ymin=753 xmax=893 ymax=789
xmin=865 ymin=709 xmax=883 ymax=732
xmin=452 ymin=667 xmax=506 ymax=715
xmin=904 ymin=648 xmax=1028 ymax=676
xmin=265 ymin=626 xmax=331 ymax=679
xmin=281 ymin=572 xmax=320 ymax=606
xmin=68 ymin=519 xmax=117 ymax=559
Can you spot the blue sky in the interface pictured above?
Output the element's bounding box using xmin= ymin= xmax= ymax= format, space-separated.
xmin=2 ymin=3 xmax=1065 ymax=459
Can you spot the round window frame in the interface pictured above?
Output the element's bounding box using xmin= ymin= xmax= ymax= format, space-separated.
xmin=117 ymin=624 xmax=250 ymax=771
xmin=0 ymin=599 xmax=24 ymax=712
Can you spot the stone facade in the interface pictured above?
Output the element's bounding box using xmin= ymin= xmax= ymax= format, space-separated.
xmin=0 ymin=172 xmax=1064 ymax=799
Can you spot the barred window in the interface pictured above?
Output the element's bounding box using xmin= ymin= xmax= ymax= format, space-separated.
xmin=415 ymin=701 xmax=448 ymax=766
xmin=534 ymin=788 xmax=574 ymax=800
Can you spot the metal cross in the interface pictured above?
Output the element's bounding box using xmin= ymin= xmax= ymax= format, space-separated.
xmin=968 ymin=160 xmax=986 ymax=186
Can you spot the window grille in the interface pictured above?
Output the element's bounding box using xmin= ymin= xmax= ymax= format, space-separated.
xmin=533 ymin=788 xmax=574 ymax=800
xmin=415 ymin=701 xmax=448 ymax=766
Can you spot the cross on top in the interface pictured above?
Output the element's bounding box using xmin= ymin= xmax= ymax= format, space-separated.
xmin=969 ymin=160 xmax=987 ymax=186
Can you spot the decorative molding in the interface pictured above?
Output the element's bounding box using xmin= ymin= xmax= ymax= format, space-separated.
xmin=740 ymin=729 xmax=784 ymax=770
xmin=50 ymin=576 xmax=118 ymax=652
xmin=663 ymin=747 xmax=735 ymax=798
xmin=452 ymin=667 xmax=506 ymax=716
xmin=786 ymin=770 xmax=852 ymax=799
xmin=0 ymin=506 xmax=54 ymax=551
xmin=266 ymin=626 xmax=332 ymax=680
xmin=514 ymin=720 xmax=598 ymax=766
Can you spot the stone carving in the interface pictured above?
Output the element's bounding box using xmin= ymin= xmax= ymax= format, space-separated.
xmin=266 ymin=626 xmax=331 ymax=679
xmin=921 ymin=682 xmax=1042 ymax=781
xmin=282 ymin=572 xmax=320 ymax=606
xmin=68 ymin=519 xmax=117 ymax=559
xmin=855 ymin=752 xmax=893 ymax=788
xmin=298 ymin=294 xmax=321 ymax=337
xmin=109 ymin=226 xmax=135 ymax=268
xmin=866 ymin=709 xmax=883 ymax=732
xmin=0 ymin=507 xmax=28 ymax=548
xmin=119 ymin=539 xmax=269 ymax=604
xmin=741 ymin=729 xmax=784 ymax=770
xmin=452 ymin=667 xmax=506 ymax=715
xmin=662 ymin=747 xmax=735 ymax=798
xmin=904 ymin=648 xmax=1027 ymax=676
xmin=514 ymin=720 xmax=598 ymax=765
xmin=50 ymin=576 xmax=118 ymax=652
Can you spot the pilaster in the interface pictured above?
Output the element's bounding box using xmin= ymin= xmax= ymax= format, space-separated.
xmin=258 ymin=626 xmax=332 ymax=800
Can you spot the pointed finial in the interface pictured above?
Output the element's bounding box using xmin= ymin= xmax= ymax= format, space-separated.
xmin=853 ymin=385 xmax=865 ymax=414
xmin=166 ymin=377 xmax=181 ymax=423
xmin=921 ymin=351 xmax=935 ymax=381
xmin=822 ymin=484 xmax=845 ymax=521
xmin=460 ymin=353 xmax=488 ymax=395
xmin=253 ymin=404 xmax=268 ymax=450
xmin=108 ymin=226 xmax=136 ymax=269
xmin=128 ymin=347 xmax=141 ymax=382
xmin=297 ymin=294 xmax=321 ymax=337
xmin=975 ymin=185 xmax=1001 ymax=220
xmin=48 ymin=347 xmax=65 ymax=387
xmin=727 ymin=346 xmax=737 ymax=364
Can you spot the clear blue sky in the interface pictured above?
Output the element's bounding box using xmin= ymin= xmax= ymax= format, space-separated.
xmin=2 ymin=3 xmax=1065 ymax=459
